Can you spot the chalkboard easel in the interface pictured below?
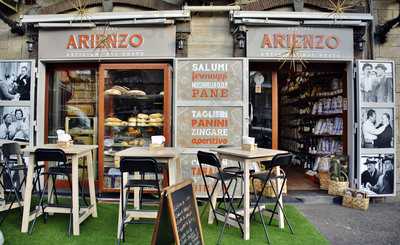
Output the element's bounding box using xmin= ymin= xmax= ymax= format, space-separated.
xmin=151 ymin=179 xmax=204 ymax=245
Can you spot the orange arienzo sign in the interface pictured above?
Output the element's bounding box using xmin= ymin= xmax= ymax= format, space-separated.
xmin=66 ymin=33 xmax=144 ymax=49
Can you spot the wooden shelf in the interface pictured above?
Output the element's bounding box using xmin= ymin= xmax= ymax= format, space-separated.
xmin=105 ymin=94 xmax=163 ymax=100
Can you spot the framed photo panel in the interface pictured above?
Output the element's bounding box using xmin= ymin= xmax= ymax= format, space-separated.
xmin=0 ymin=60 xmax=34 ymax=102
xmin=360 ymin=108 xmax=394 ymax=149
xmin=359 ymin=154 xmax=395 ymax=196
xmin=357 ymin=60 xmax=394 ymax=104
xmin=0 ymin=106 xmax=32 ymax=143
xmin=357 ymin=60 xmax=396 ymax=197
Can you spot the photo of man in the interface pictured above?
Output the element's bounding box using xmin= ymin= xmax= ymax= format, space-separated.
xmin=360 ymin=63 xmax=375 ymax=102
xmin=0 ymin=61 xmax=32 ymax=101
xmin=375 ymin=64 xmax=393 ymax=103
xmin=358 ymin=61 xmax=394 ymax=103
xmin=360 ymin=155 xmax=395 ymax=196
xmin=361 ymin=159 xmax=379 ymax=188
xmin=361 ymin=108 xmax=394 ymax=148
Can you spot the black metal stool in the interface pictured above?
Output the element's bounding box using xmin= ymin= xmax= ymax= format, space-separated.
xmin=29 ymin=148 xmax=86 ymax=236
xmin=250 ymin=153 xmax=294 ymax=243
xmin=117 ymin=157 xmax=162 ymax=244
xmin=0 ymin=143 xmax=38 ymax=225
xmin=197 ymin=151 xmax=243 ymax=245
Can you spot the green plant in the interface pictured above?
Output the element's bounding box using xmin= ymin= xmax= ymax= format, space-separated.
xmin=330 ymin=155 xmax=348 ymax=182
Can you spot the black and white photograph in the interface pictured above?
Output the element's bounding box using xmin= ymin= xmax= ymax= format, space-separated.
xmin=358 ymin=61 xmax=394 ymax=103
xmin=360 ymin=154 xmax=395 ymax=196
xmin=0 ymin=107 xmax=30 ymax=142
xmin=0 ymin=61 xmax=32 ymax=101
xmin=361 ymin=108 xmax=394 ymax=148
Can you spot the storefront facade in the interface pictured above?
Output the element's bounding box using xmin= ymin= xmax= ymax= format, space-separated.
xmin=14 ymin=2 xmax=396 ymax=197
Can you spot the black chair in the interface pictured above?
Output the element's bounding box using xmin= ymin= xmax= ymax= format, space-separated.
xmin=218 ymin=145 xmax=247 ymax=208
xmin=117 ymin=157 xmax=162 ymax=244
xmin=0 ymin=143 xmax=34 ymax=224
xmin=197 ymin=151 xmax=243 ymax=245
xmin=29 ymin=148 xmax=86 ymax=236
xmin=250 ymin=153 xmax=294 ymax=243
xmin=217 ymin=145 xmax=243 ymax=175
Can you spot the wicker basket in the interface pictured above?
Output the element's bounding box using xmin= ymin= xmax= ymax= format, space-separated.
xmin=342 ymin=190 xmax=353 ymax=208
xmin=342 ymin=188 xmax=369 ymax=211
xmin=352 ymin=194 xmax=369 ymax=211
xmin=252 ymin=169 xmax=287 ymax=197
xmin=318 ymin=171 xmax=330 ymax=190
xmin=328 ymin=179 xmax=349 ymax=196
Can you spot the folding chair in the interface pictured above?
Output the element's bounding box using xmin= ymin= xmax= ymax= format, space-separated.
xmin=0 ymin=143 xmax=29 ymax=224
xmin=29 ymin=148 xmax=87 ymax=236
xmin=250 ymin=153 xmax=294 ymax=243
xmin=117 ymin=157 xmax=162 ymax=244
xmin=197 ymin=151 xmax=243 ymax=244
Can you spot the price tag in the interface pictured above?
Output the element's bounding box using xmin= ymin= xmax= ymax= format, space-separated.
xmin=255 ymin=84 xmax=262 ymax=93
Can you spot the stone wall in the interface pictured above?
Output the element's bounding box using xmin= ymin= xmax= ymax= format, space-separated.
xmin=373 ymin=0 xmax=400 ymax=196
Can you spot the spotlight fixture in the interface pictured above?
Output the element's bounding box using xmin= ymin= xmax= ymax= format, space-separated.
xmin=236 ymin=32 xmax=246 ymax=49
xmin=177 ymin=38 xmax=184 ymax=50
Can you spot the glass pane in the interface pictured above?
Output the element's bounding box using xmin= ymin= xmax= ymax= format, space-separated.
xmin=47 ymin=68 xmax=98 ymax=145
xmin=249 ymin=71 xmax=273 ymax=148
xmin=103 ymin=68 xmax=165 ymax=189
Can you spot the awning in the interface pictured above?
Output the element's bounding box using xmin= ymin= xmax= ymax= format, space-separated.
xmin=20 ymin=10 xmax=190 ymax=28
xmin=231 ymin=11 xmax=373 ymax=27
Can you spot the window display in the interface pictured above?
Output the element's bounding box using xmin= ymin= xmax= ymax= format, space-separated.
xmin=99 ymin=64 xmax=171 ymax=191
xmin=47 ymin=68 xmax=98 ymax=144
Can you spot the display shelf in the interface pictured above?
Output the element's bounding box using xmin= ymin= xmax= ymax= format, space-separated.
xmin=301 ymin=133 xmax=342 ymax=137
xmin=105 ymin=94 xmax=163 ymax=100
xmin=99 ymin=63 xmax=171 ymax=194
xmin=279 ymin=71 xmax=347 ymax=169
xmin=281 ymin=90 xmax=344 ymax=105
xmin=105 ymin=125 xmax=163 ymax=128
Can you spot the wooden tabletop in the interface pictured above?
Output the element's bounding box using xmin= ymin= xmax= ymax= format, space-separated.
xmin=212 ymin=147 xmax=287 ymax=159
xmin=115 ymin=147 xmax=179 ymax=158
xmin=22 ymin=144 xmax=98 ymax=155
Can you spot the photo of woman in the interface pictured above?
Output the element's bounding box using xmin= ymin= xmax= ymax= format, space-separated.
xmin=0 ymin=107 xmax=30 ymax=142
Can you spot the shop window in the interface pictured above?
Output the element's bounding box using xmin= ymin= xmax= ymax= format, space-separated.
xmin=47 ymin=68 xmax=98 ymax=145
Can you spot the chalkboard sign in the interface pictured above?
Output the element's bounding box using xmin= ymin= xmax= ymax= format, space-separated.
xmin=152 ymin=180 xmax=204 ymax=245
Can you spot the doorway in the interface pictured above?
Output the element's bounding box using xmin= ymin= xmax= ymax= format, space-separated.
xmin=249 ymin=62 xmax=349 ymax=191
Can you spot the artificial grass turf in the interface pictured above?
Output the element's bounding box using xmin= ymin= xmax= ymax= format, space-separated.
xmin=1 ymin=203 xmax=329 ymax=245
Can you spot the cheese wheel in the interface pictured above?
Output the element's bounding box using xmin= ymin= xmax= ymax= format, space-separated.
xmin=148 ymin=122 xmax=163 ymax=127
xmin=112 ymin=86 xmax=129 ymax=94
xmin=105 ymin=89 xmax=122 ymax=95
xmin=106 ymin=117 xmax=121 ymax=122
xmin=137 ymin=114 xmax=149 ymax=119
xmin=127 ymin=90 xmax=146 ymax=96
xmin=149 ymin=113 xmax=163 ymax=119
xmin=128 ymin=117 xmax=137 ymax=122
xmin=149 ymin=118 xmax=163 ymax=123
